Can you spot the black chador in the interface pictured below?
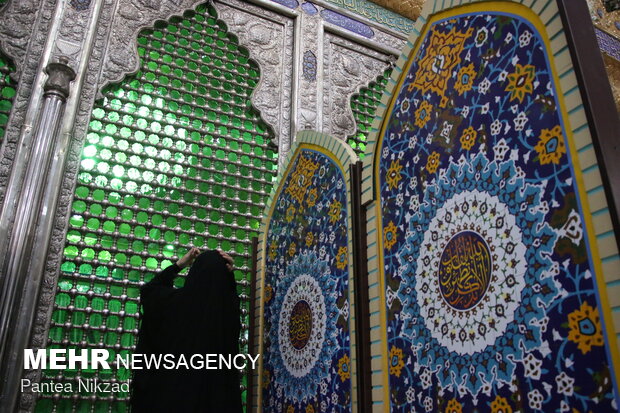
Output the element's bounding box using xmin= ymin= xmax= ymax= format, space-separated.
xmin=131 ymin=250 xmax=242 ymax=412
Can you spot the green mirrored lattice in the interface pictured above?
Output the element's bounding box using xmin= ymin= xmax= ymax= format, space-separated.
xmin=39 ymin=4 xmax=277 ymax=412
xmin=348 ymin=67 xmax=392 ymax=159
xmin=0 ymin=50 xmax=16 ymax=143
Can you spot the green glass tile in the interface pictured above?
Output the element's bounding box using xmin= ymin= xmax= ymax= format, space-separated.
xmin=64 ymin=245 xmax=79 ymax=259
xmin=145 ymin=257 xmax=158 ymax=269
xmin=75 ymin=295 xmax=88 ymax=309
xmin=95 ymin=266 xmax=108 ymax=277
xmin=347 ymin=67 xmax=391 ymax=159
xmin=114 ymin=252 xmax=127 ymax=265
xmin=78 ymin=264 xmax=92 ymax=275
xmin=93 ymin=283 xmax=107 ymax=294
xmin=128 ymin=270 xmax=140 ymax=282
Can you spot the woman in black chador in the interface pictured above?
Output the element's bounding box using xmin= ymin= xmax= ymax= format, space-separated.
xmin=130 ymin=248 xmax=243 ymax=413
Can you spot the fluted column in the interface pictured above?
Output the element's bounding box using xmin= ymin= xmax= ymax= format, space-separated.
xmin=0 ymin=58 xmax=75 ymax=412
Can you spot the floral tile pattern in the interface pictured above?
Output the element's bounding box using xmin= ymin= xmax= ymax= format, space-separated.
xmin=262 ymin=148 xmax=352 ymax=412
xmin=377 ymin=11 xmax=617 ymax=412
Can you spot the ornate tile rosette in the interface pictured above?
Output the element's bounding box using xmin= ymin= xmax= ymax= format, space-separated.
xmin=362 ymin=1 xmax=620 ymax=412
xmin=400 ymin=153 xmax=559 ymax=393
xmin=256 ymin=132 xmax=358 ymax=412
xmin=271 ymin=255 xmax=338 ymax=399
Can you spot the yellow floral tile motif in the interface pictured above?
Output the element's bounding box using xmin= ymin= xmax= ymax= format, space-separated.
xmin=264 ymin=284 xmax=273 ymax=303
xmin=414 ymin=100 xmax=434 ymax=128
xmin=262 ymin=369 xmax=271 ymax=389
xmin=286 ymin=205 xmax=296 ymax=223
xmin=286 ymin=155 xmax=319 ymax=204
xmin=389 ymin=345 xmax=405 ymax=377
xmin=328 ymin=200 xmax=342 ymax=223
xmin=460 ymin=126 xmax=477 ymax=150
xmin=336 ymin=246 xmax=348 ymax=270
xmin=305 ymin=231 xmax=314 ymax=247
xmin=454 ymin=63 xmax=476 ymax=95
xmin=505 ymin=63 xmax=535 ymax=103
xmin=426 ymin=151 xmax=441 ymax=173
xmin=269 ymin=241 xmax=277 ymax=260
xmin=306 ymin=187 xmax=318 ymax=208
xmin=567 ymin=301 xmax=604 ymax=354
xmin=287 ymin=405 xmax=295 ymax=413
xmin=288 ymin=242 xmax=296 ymax=257
xmin=534 ymin=125 xmax=566 ymax=165
xmin=305 ymin=405 xmax=315 ymax=413
xmin=386 ymin=159 xmax=403 ymax=190
xmin=337 ymin=354 xmax=350 ymax=382
xmin=409 ymin=26 xmax=473 ymax=107
xmin=384 ymin=220 xmax=398 ymax=250
xmin=445 ymin=398 xmax=463 ymax=413
xmin=490 ymin=395 xmax=512 ymax=413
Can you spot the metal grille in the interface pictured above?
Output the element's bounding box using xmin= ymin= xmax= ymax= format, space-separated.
xmin=0 ymin=51 xmax=16 ymax=143
xmin=36 ymin=4 xmax=277 ymax=412
xmin=347 ymin=67 xmax=392 ymax=159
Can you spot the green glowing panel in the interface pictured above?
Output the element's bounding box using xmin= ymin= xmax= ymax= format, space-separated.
xmin=347 ymin=67 xmax=392 ymax=159
xmin=0 ymin=53 xmax=16 ymax=143
xmin=39 ymin=3 xmax=277 ymax=411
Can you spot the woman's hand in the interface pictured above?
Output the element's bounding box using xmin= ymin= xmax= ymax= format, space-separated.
xmin=218 ymin=250 xmax=234 ymax=272
xmin=176 ymin=247 xmax=201 ymax=269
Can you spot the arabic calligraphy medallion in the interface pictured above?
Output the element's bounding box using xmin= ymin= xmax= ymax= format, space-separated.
xmin=414 ymin=189 xmax=526 ymax=355
xmin=289 ymin=300 xmax=313 ymax=349
xmin=278 ymin=273 xmax=328 ymax=378
xmin=438 ymin=231 xmax=492 ymax=311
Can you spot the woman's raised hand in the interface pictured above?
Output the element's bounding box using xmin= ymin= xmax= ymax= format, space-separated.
xmin=218 ymin=250 xmax=234 ymax=272
xmin=176 ymin=247 xmax=201 ymax=269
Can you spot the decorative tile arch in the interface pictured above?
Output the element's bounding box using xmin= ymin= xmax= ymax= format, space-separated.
xmin=361 ymin=1 xmax=620 ymax=411
xmin=254 ymin=131 xmax=359 ymax=412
